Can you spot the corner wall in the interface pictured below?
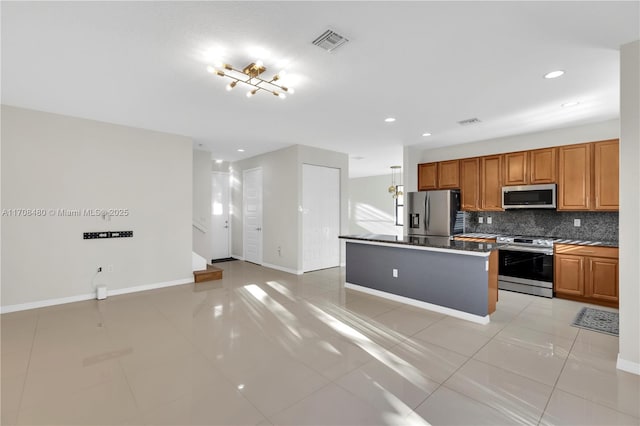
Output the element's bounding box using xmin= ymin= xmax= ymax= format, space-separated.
xmin=230 ymin=145 xmax=348 ymax=274
xmin=349 ymin=174 xmax=403 ymax=237
xmin=192 ymin=150 xmax=212 ymax=261
xmin=618 ymin=40 xmax=640 ymax=374
xmin=1 ymin=106 xmax=193 ymax=311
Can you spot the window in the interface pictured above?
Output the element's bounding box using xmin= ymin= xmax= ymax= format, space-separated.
xmin=395 ymin=185 xmax=404 ymax=226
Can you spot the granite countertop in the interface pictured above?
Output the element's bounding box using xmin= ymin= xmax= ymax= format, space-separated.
xmin=339 ymin=234 xmax=497 ymax=253
xmin=457 ymin=233 xmax=618 ymax=248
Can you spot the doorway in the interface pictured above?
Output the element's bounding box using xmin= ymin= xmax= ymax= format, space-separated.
xmin=211 ymin=171 xmax=230 ymax=261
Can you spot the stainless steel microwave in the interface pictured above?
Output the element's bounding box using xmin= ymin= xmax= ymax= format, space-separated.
xmin=502 ymin=184 xmax=556 ymax=209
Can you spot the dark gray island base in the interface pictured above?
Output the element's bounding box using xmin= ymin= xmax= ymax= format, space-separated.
xmin=340 ymin=234 xmax=498 ymax=324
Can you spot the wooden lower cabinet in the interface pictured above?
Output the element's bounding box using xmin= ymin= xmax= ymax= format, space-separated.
xmin=554 ymin=244 xmax=618 ymax=307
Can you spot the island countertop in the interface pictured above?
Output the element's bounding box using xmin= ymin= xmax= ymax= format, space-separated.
xmin=339 ymin=234 xmax=498 ymax=253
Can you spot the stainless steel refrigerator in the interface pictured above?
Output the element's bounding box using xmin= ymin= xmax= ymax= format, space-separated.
xmin=406 ymin=190 xmax=464 ymax=237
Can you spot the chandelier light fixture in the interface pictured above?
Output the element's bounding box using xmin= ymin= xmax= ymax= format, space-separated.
xmin=207 ymin=60 xmax=294 ymax=99
xmin=388 ymin=165 xmax=403 ymax=199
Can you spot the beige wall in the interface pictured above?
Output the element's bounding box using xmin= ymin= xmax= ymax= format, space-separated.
xmin=618 ymin=40 xmax=640 ymax=374
xmin=349 ymin=174 xmax=403 ymax=237
xmin=230 ymin=145 xmax=348 ymax=274
xmin=1 ymin=106 xmax=193 ymax=310
xmin=192 ymin=150 xmax=212 ymax=260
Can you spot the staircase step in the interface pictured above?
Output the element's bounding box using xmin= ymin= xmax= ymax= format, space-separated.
xmin=194 ymin=265 xmax=223 ymax=283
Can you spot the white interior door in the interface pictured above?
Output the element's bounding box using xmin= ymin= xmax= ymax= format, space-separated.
xmin=243 ymin=168 xmax=263 ymax=264
xmin=303 ymin=164 xmax=340 ymax=272
xmin=211 ymin=171 xmax=230 ymax=260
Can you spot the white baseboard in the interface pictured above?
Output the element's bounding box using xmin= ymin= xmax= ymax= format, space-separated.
xmin=108 ymin=277 xmax=193 ymax=297
xmin=0 ymin=277 xmax=194 ymax=314
xmin=231 ymin=253 xmax=245 ymax=261
xmin=345 ymin=282 xmax=490 ymax=325
xmin=1 ymin=293 xmax=95 ymax=314
xmin=617 ymin=354 xmax=640 ymax=375
xmin=262 ymin=262 xmax=303 ymax=275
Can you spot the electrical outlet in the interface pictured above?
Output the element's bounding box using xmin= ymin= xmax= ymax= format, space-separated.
xmin=574 ymin=218 xmax=581 ymax=227
xmin=392 ymin=268 xmax=398 ymax=278
xmin=478 ymin=217 xmax=484 ymax=224
xmin=107 ymin=264 xmax=114 ymax=273
xmin=487 ymin=217 xmax=493 ymax=224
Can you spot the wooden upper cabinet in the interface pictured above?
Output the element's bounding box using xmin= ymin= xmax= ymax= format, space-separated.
xmin=460 ymin=158 xmax=480 ymax=211
xmin=529 ymin=147 xmax=557 ymax=184
xmin=418 ymin=163 xmax=438 ymax=191
xmin=503 ymin=151 xmax=528 ymax=186
xmin=593 ymin=139 xmax=619 ymax=211
xmin=480 ymin=155 xmax=503 ymax=211
xmin=558 ymin=143 xmax=591 ymax=210
xmin=438 ymin=160 xmax=460 ymax=189
xmin=504 ymin=148 xmax=556 ymax=186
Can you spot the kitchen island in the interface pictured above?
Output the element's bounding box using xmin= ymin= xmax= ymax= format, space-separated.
xmin=340 ymin=234 xmax=499 ymax=324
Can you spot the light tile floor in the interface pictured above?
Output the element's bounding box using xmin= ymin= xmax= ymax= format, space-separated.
xmin=1 ymin=261 xmax=638 ymax=425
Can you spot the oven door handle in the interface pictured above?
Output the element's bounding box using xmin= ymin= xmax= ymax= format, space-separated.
xmin=499 ymin=244 xmax=553 ymax=255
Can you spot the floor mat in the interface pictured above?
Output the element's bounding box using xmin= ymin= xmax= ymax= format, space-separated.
xmin=211 ymin=257 xmax=237 ymax=263
xmin=571 ymin=307 xmax=619 ymax=336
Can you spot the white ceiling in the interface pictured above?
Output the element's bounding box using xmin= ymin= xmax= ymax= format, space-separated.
xmin=2 ymin=2 xmax=638 ymax=177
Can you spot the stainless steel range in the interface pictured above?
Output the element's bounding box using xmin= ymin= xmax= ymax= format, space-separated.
xmin=496 ymin=236 xmax=554 ymax=298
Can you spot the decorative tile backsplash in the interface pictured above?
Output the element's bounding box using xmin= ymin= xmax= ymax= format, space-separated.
xmin=465 ymin=210 xmax=619 ymax=242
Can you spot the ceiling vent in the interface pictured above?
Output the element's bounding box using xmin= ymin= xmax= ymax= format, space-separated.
xmin=312 ymin=29 xmax=349 ymax=52
xmin=457 ymin=118 xmax=482 ymax=126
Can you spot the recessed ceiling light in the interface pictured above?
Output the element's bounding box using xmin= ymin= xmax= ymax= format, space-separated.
xmin=422 ymin=132 xmax=432 ymax=137
xmin=561 ymin=101 xmax=580 ymax=107
xmin=237 ymin=149 xmax=245 ymax=152
xmin=544 ymin=70 xmax=565 ymax=79
xmin=215 ymin=159 xmax=223 ymax=164
xmin=384 ymin=117 xmax=396 ymax=123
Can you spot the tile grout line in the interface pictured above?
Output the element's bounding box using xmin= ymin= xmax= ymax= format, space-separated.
xmin=407 ymin=297 xmax=536 ymax=422
xmin=536 ymin=325 xmax=580 ymax=425
xmin=13 ymin=312 xmax=40 ymax=419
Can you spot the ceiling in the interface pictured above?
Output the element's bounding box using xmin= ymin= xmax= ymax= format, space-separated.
xmin=2 ymin=2 xmax=638 ymax=177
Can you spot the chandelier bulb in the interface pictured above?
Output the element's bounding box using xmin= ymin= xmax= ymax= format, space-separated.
xmin=223 ymin=64 xmax=232 ymax=71
xmin=279 ymin=93 xmax=286 ymax=99
xmin=255 ymin=60 xmax=264 ymax=68
xmin=206 ymin=66 xmax=215 ymax=73
xmin=216 ymin=71 xmax=225 ymax=77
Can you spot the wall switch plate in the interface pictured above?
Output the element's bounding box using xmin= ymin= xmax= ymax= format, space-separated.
xmin=487 ymin=217 xmax=493 ymax=224
xmin=392 ymin=269 xmax=398 ymax=278
xmin=478 ymin=217 xmax=484 ymax=224
xmin=574 ymin=218 xmax=581 ymax=227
